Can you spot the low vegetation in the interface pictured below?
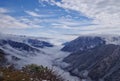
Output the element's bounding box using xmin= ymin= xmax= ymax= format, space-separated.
xmin=0 ymin=64 xmax=64 ymax=81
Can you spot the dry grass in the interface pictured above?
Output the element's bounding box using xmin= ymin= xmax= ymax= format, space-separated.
xmin=0 ymin=64 xmax=64 ymax=81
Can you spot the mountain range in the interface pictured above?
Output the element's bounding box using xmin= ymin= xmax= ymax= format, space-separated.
xmin=0 ymin=34 xmax=120 ymax=81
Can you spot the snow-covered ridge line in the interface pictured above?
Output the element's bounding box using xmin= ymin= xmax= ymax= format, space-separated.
xmin=76 ymin=34 xmax=120 ymax=45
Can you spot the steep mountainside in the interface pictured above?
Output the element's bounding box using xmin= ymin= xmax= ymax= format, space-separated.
xmin=61 ymin=35 xmax=120 ymax=52
xmin=61 ymin=35 xmax=120 ymax=81
xmin=63 ymin=44 xmax=120 ymax=80
xmin=61 ymin=36 xmax=106 ymax=52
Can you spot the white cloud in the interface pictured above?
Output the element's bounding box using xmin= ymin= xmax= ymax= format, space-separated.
xmin=25 ymin=11 xmax=41 ymax=17
xmin=0 ymin=8 xmax=44 ymax=29
xmin=43 ymin=0 xmax=120 ymax=28
xmin=25 ymin=10 xmax=55 ymax=18
xmin=0 ymin=8 xmax=29 ymax=28
xmin=0 ymin=8 xmax=9 ymax=13
xmin=19 ymin=17 xmax=44 ymax=28
xmin=0 ymin=14 xmax=29 ymax=28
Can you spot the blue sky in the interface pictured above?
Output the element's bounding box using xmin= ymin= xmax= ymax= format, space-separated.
xmin=0 ymin=0 xmax=120 ymax=42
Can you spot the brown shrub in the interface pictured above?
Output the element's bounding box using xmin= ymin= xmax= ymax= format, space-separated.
xmin=0 ymin=64 xmax=64 ymax=81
